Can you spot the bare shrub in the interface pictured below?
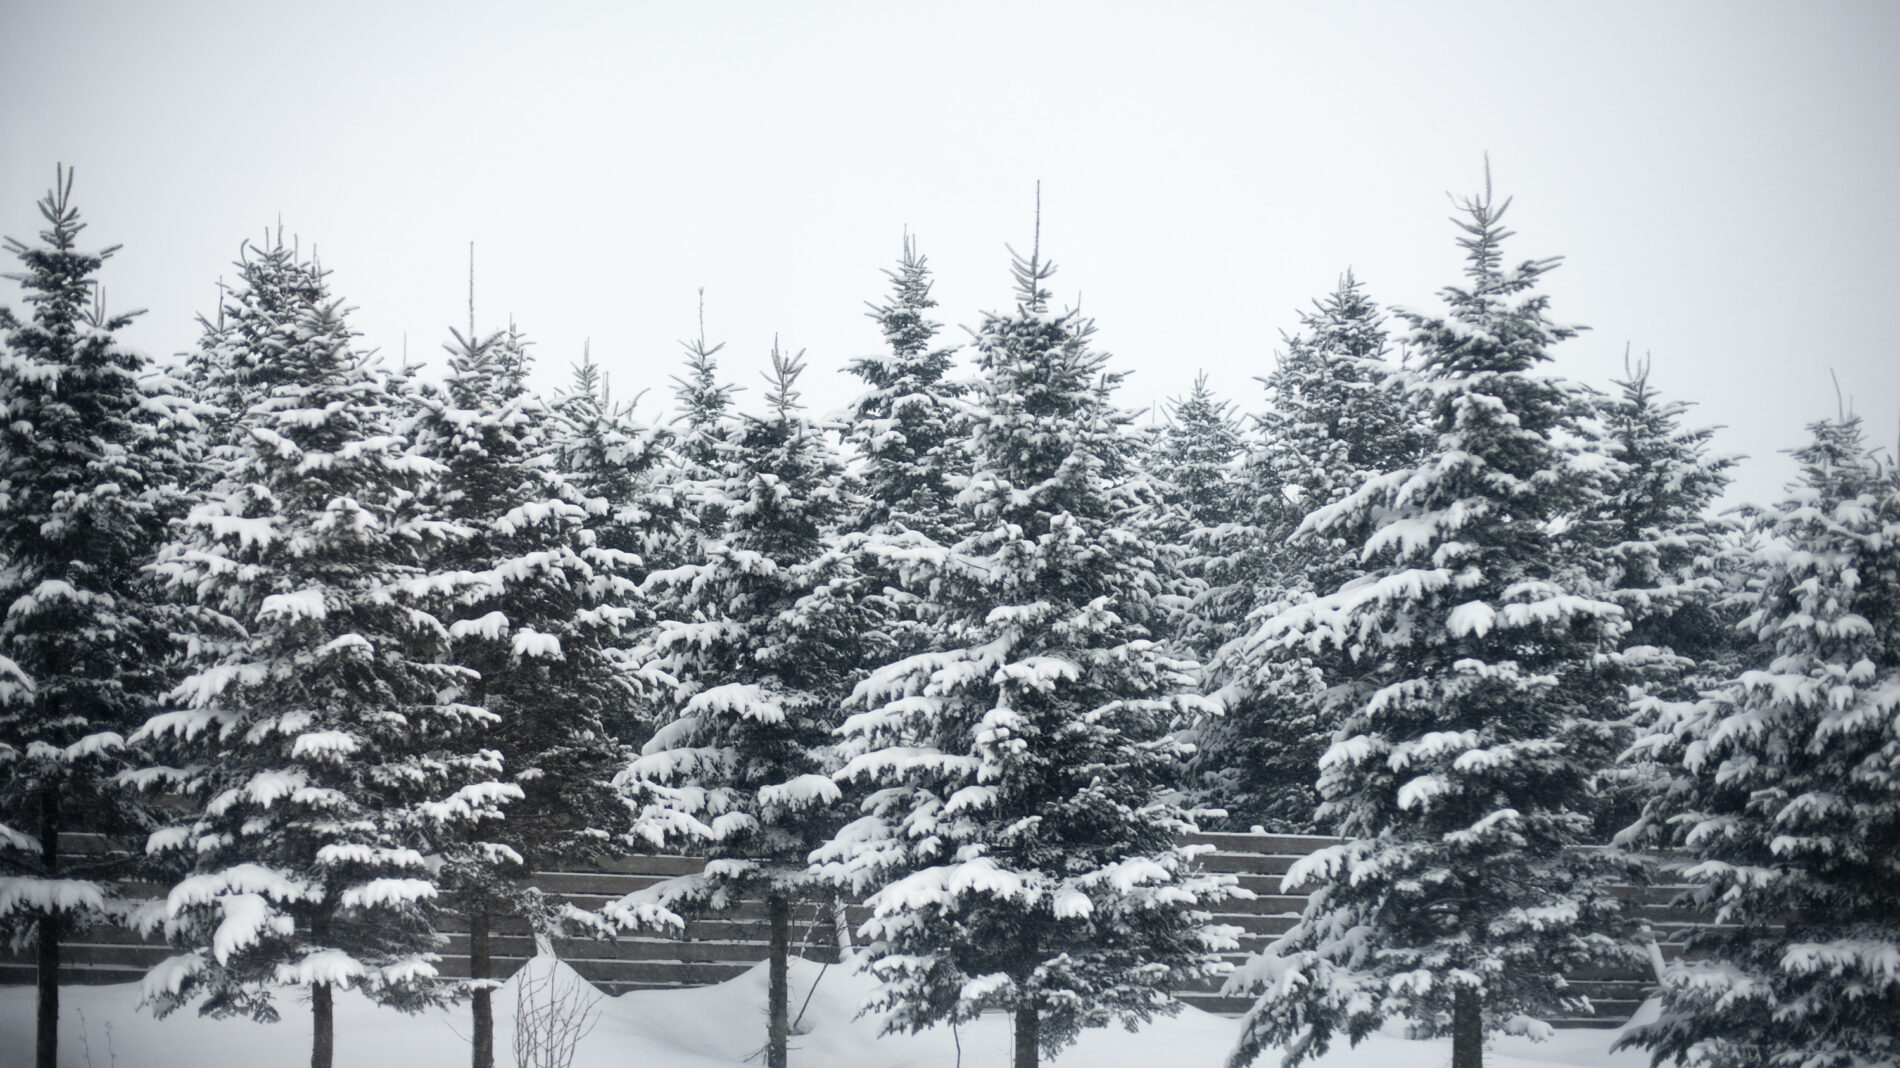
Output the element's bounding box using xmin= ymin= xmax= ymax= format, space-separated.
xmin=512 ymin=956 xmax=603 ymax=1068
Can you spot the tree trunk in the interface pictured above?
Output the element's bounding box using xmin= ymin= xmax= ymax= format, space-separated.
xmin=312 ymin=981 xmax=334 ymax=1068
xmin=35 ymin=789 xmax=61 ymax=1068
xmin=767 ymin=892 xmax=790 ymax=1068
xmin=471 ymin=909 xmax=493 ymax=1068
xmin=1013 ymin=1004 xmax=1040 ymax=1068
xmin=831 ymin=896 xmax=855 ymax=962
xmin=1452 ymin=986 xmax=1483 ymax=1068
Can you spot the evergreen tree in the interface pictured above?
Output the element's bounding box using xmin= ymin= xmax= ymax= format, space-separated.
xmin=1257 ymin=271 xmax=1425 ymax=552
xmin=612 ymin=342 xmax=871 ymax=1068
xmin=817 ymin=241 xmax=1239 ymax=1068
xmin=1151 ymin=374 xmax=1244 ymax=540
xmin=0 ymin=167 xmax=195 ymax=1068
xmin=1593 ymin=355 xmax=1736 ymax=641
xmin=841 ymin=234 xmax=973 ymax=679
xmin=661 ymin=301 xmax=740 ymax=557
xmin=182 ymin=229 xmax=325 ymax=478
xmin=1189 ymin=272 xmax=1423 ymax=832
xmin=409 ymin=324 xmax=642 ymax=1068
xmin=1589 ymin=356 xmax=1739 ymax=838
xmin=1616 ymin=415 xmax=1900 ymax=1068
xmin=1142 ymin=371 xmax=1245 ymax=659
xmin=843 ymin=233 xmax=970 ymax=546
xmin=551 ymin=343 xmax=674 ymax=595
xmin=128 ymin=242 xmax=514 ymax=1068
xmin=1225 ymin=180 xmax=1639 ymax=1068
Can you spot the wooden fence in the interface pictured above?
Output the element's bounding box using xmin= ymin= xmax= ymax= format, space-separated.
xmin=2 ymin=831 xmax=1681 ymax=1026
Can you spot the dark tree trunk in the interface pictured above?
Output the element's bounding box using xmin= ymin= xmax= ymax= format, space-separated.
xmin=35 ymin=790 xmax=61 ymax=1068
xmin=767 ymin=892 xmax=790 ymax=1068
xmin=471 ymin=909 xmax=493 ymax=1068
xmin=1452 ymin=986 xmax=1483 ymax=1068
xmin=312 ymin=981 xmax=334 ymax=1068
xmin=1013 ymin=1004 xmax=1040 ymax=1068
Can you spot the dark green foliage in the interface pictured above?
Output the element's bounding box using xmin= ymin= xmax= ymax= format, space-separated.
xmin=130 ymin=239 xmax=510 ymax=1040
xmin=1190 ymin=272 xmax=1422 ymax=833
xmin=1618 ymin=416 xmax=1900 ymax=1068
xmin=1227 ymin=182 xmax=1640 ymax=1068
xmin=821 ymin=243 xmax=1239 ymax=1067
xmin=844 ymin=233 xmax=970 ymax=546
xmin=0 ymin=167 xmax=195 ymax=1068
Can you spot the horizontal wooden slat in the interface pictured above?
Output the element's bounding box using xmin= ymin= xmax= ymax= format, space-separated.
xmin=533 ymin=871 xmax=673 ymax=895
xmin=549 ymin=854 xmax=706 ymax=876
xmin=1205 ymin=912 xmax=1301 ymax=936
xmin=0 ymin=963 xmax=146 ymax=986
xmin=1195 ymin=851 xmax=1303 ymax=875
xmin=1182 ymin=832 xmax=1342 ymax=854
xmin=1176 ymin=992 xmax=1259 ymax=1015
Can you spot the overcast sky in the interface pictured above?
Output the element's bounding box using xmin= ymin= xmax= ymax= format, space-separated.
xmin=4 ymin=0 xmax=1895 ymax=508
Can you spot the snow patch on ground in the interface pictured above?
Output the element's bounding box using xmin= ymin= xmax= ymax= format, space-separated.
xmin=0 ymin=955 xmax=1655 ymax=1068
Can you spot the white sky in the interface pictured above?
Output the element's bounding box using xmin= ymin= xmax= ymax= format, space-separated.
xmin=4 ymin=0 xmax=1896 ymax=508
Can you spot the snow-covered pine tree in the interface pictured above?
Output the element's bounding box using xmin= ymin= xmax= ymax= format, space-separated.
xmin=1615 ymin=414 xmax=1900 ymax=1068
xmin=551 ymin=342 xmax=674 ymax=600
xmin=183 ymin=229 xmax=326 ymax=480
xmin=409 ymin=324 xmax=642 ymax=1068
xmin=1593 ymin=356 xmax=1736 ymax=641
xmin=1588 ymin=355 xmax=1739 ymax=838
xmin=1224 ymin=179 xmax=1640 ymax=1068
xmin=1189 ymin=272 xmax=1423 ymax=832
xmin=161 ymin=233 xmax=341 ymax=717
xmin=611 ymin=342 xmax=871 ymax=1068
xmin=127 ymin=241 xmax=516 ymax=1068
xmin=817 ymin=239 xmax=1240 ymax=1068
xmin=1142 ymin=371 xmax=1245 ymax=660
xmin=1257 ymin=270 xmax=1425 ymax=564
xmin=840 ymin=233 xmax=973 ymax=678
xmin=660 ymin=302 xmax=741 ymax=558
xmin=1155 ymin=373 xmax=1245 ymax=534
xmin=0 ymin=167 xmax=196 ymax=1068
xmin=843 ymin=232 xmax=970 ymax=547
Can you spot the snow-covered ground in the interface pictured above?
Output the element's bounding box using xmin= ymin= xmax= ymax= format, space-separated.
xmin=0 ymin=957 xmax=1657 ymax=1068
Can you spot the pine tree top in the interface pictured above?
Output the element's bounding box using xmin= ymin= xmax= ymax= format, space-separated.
xmin=843 ymin=234 xmax=970 ymax=544
xmin=1406 ymin=175 xmax=1585 ymax=380
xmin=670 ymin=297 xmax=738 ymax=435
xmin=759 ymin=337 xmax=805 ymax=421
xmin=1602 ymin=354 xmax=1734 ymax=539
xmin=862 ymin=232 xmax=947 ymax=363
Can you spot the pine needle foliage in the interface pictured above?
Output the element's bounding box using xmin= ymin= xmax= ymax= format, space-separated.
xmin=1225 ymin=181 xmax=1641 ymax=1068
xmin=1617 ymin=415 xmax=1900 ymax=1068
xmin=0 ymin=167 xmax=196 ymax=1068
xmin=820 ymin=242 xmax=1240 ymax=1068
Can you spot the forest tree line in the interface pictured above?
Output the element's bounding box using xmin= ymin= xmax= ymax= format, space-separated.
xmin=2 ymin=166 xmax=1895 ymax=1068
